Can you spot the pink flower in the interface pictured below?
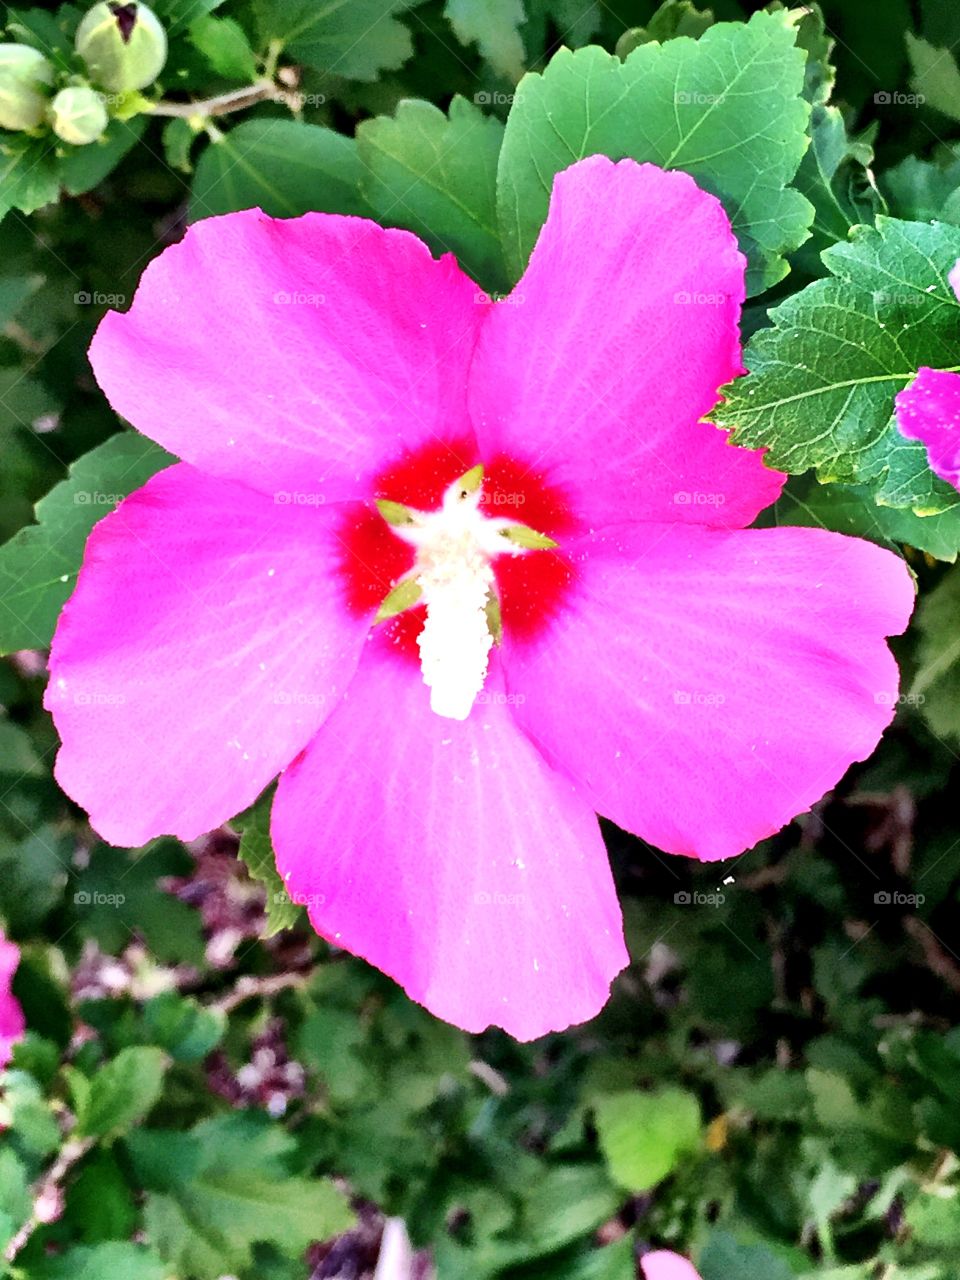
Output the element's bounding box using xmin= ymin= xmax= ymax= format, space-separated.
xmin=641 ymin=1252 xmax=702 ymax=1280
xmin=0 ymin=931 xmax=25 ymax=1069
xmin=45 ymin=157 xmax=914 ymax=1039
xmin=895 ymin=259 xmax=960 ymax=492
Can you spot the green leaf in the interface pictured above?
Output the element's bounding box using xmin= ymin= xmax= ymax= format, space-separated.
xmin=779 ymin=477 xmax=960 ymax=562
xmin=0 ymin=718 xmax=45 ymax=777
xmin=148 ymin=0 xmax=227 ymax=37
xmin=593 ymin=1087 xmax=702 ymax=1193
xmin=253 ymin=0 xmax=423 ymax=81
xmin=881 ymin=153 xmax=960 ymax=224
xmin=907 ymin=33 xmax=960 ymax=123
xmin=189 ymin=14 xmax=258 ymax=82
xmin=795 ymin=104 xmax=883 ymax=258
xmin=912 ymin=564 xmax=960 ymax=742
xmin=0 ymin=433 xmax=172 ymax=654
xmin=126 ymin=1114 xmax=354 ymax=1279
xmin=0 ymin=1148 xmax=30 ymax=1253
xmin=717 ymin=217 xmax=960 ymax=513
xmin=161 ymin=117 xmax=198 ymax=173
xmin=616 ymin=0 xmax=714 ymax=58
xmin=26 ymin=1242 xmax=168 ymax=1280
xmin=190 ymin=118 xmax=368 ymax=220
xmin=445 ymin=0 xmax=525 ymax=82
xmin=75 ymin=1046 xmax=168 ymax=1140
xmin=699 ymin=1231 xmax=796 ymax=1280
xmin=357 ymin=95 xmax=507 ymax=290
xmin=496 ymin=10 xmax=812 ymax=293
xmin=233 ymin=788 xmax=303 ymax=936
xmin=58 ymin=118 xmax=147 ymax=197
xmin=0 ymin=134 xmax=60 ymax=221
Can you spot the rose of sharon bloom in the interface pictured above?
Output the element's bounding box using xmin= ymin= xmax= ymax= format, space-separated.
xmin=895 ymin=258 xmax=960 ymax=492
xmin=46 ymin=156 xmax=914 ymax=1040
xmin=641 ymin=1251 xmax=702 ymax=1280
xmin=0 ymin=931 xmax=25 ymax=1069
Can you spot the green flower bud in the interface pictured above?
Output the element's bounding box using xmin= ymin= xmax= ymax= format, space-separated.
xmin=0 ymin=43 xmax=54 ymax=132
xmin=75 ymin=1 xmax=167 ymax=93
xmin=49 ymin=85 xmax=109 ymax=145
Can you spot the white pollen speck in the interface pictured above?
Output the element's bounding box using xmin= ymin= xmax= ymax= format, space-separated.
xmin=441 ymin=737 xmax=452 ymax=746
xmin=259 ymin=662 xmax=266 ymax=671
xmin=533 ymin=958 xmax=540 ymax=972
xmin=60 ymin=574 xmax=69 ymax=582
xmin=723 ymin=875 xmax=734 ymax=885
xmin=267 ymin=567 xmax=276 ymax=577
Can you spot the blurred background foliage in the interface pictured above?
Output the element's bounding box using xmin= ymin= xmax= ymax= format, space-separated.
xmin=3 ymin=0 xmax=960 ymax=1277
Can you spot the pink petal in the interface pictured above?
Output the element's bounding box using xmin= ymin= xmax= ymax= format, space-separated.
xmin=89 ymin=211 xmax=484 ymax=503
xmin=271 ymin=640 xmax=628 ymax=1040
xmin=0 ymin=932 xmax=25 ymax=1070
xmin=895 ymin=366 xmax=960 ymax=492
xmin=641 ymin=1252 xmax=702 ymax=1280
xmin=45 ymin=465 xmax=371 ymax=846
xmin=948 ymin=257 xmax=960 ymax=303
xmin=503 ymin=524 xmax=915 ymax=862
xmin=468 ymin=157 xmax=784 ymax=531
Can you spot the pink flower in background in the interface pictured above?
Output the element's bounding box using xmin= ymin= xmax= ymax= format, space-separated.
xmin=46 ymin=156 xmax=913 ymax=1039
xmin=895 ymin=258 xmax=960 ymax=492
xmin=0 ymin=931 xmax=25 ymax=1069
xmin=641 ymin=1252 xmax=703 ymax=1280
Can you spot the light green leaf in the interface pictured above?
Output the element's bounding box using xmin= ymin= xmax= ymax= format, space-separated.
xmin=357 ymin=95 xmax=506 ymax=289
xmin=496 ymin=9 xmax=812 ymax=293
xmin=593 ymin=1087 xmax=702 ymax=1192
xmin=253 ymin=0 xmax=423 ymax=82
xmin=0 ymin=133 xmax=60 ymax=221
xmin=445 ymin=0 xmax=526 ymax=82
xmin=127 ymin=1114 xmax=353 ymax=1279
xmin=190 ymin=118 xmax=368 ymax=219
xmin=907 ymin=33 xmax=960 ymax=123
xmin=0 ymin=432 xmax=172 ymax=654
xmin=75 ymin=1046 xmax=168 ymax=1140
xmin=716 ymin=217 xmax=960 ymax=513
xmin=233 ymin=788 xmax=303 ymax=936
xmin=189 ymin=14 xmax=258 ymax=81
xmin=27 ymin=1242 xmax=168 ymax=1280
xmin=616 ymin=0 xmax=714 ymax=58
xmin=912 ymin=564 xmax=960 ymax=742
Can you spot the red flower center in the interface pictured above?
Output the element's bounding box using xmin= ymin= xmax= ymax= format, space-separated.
xmin=337 ymin=440 xmax=577 ymax=659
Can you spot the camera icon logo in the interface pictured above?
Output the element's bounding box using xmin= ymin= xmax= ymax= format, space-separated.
xmin=674 ymin=891 xmax=692 ymax=905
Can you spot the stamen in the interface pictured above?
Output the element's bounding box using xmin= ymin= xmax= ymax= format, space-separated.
xmin=374 ymin=471 xmax=556 ymax=719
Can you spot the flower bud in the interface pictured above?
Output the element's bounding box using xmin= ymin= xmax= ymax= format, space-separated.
xmin=49 ymin=85 xmax=109 ymax=145
xmin=0 ymin=43 xmax=54 ymax=132
xmin=75 ymin=1 xmax=167 ymax=93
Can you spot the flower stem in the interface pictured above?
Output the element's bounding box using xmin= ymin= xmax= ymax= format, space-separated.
xmin=147 ymin=79 xmax=283 ymax=119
